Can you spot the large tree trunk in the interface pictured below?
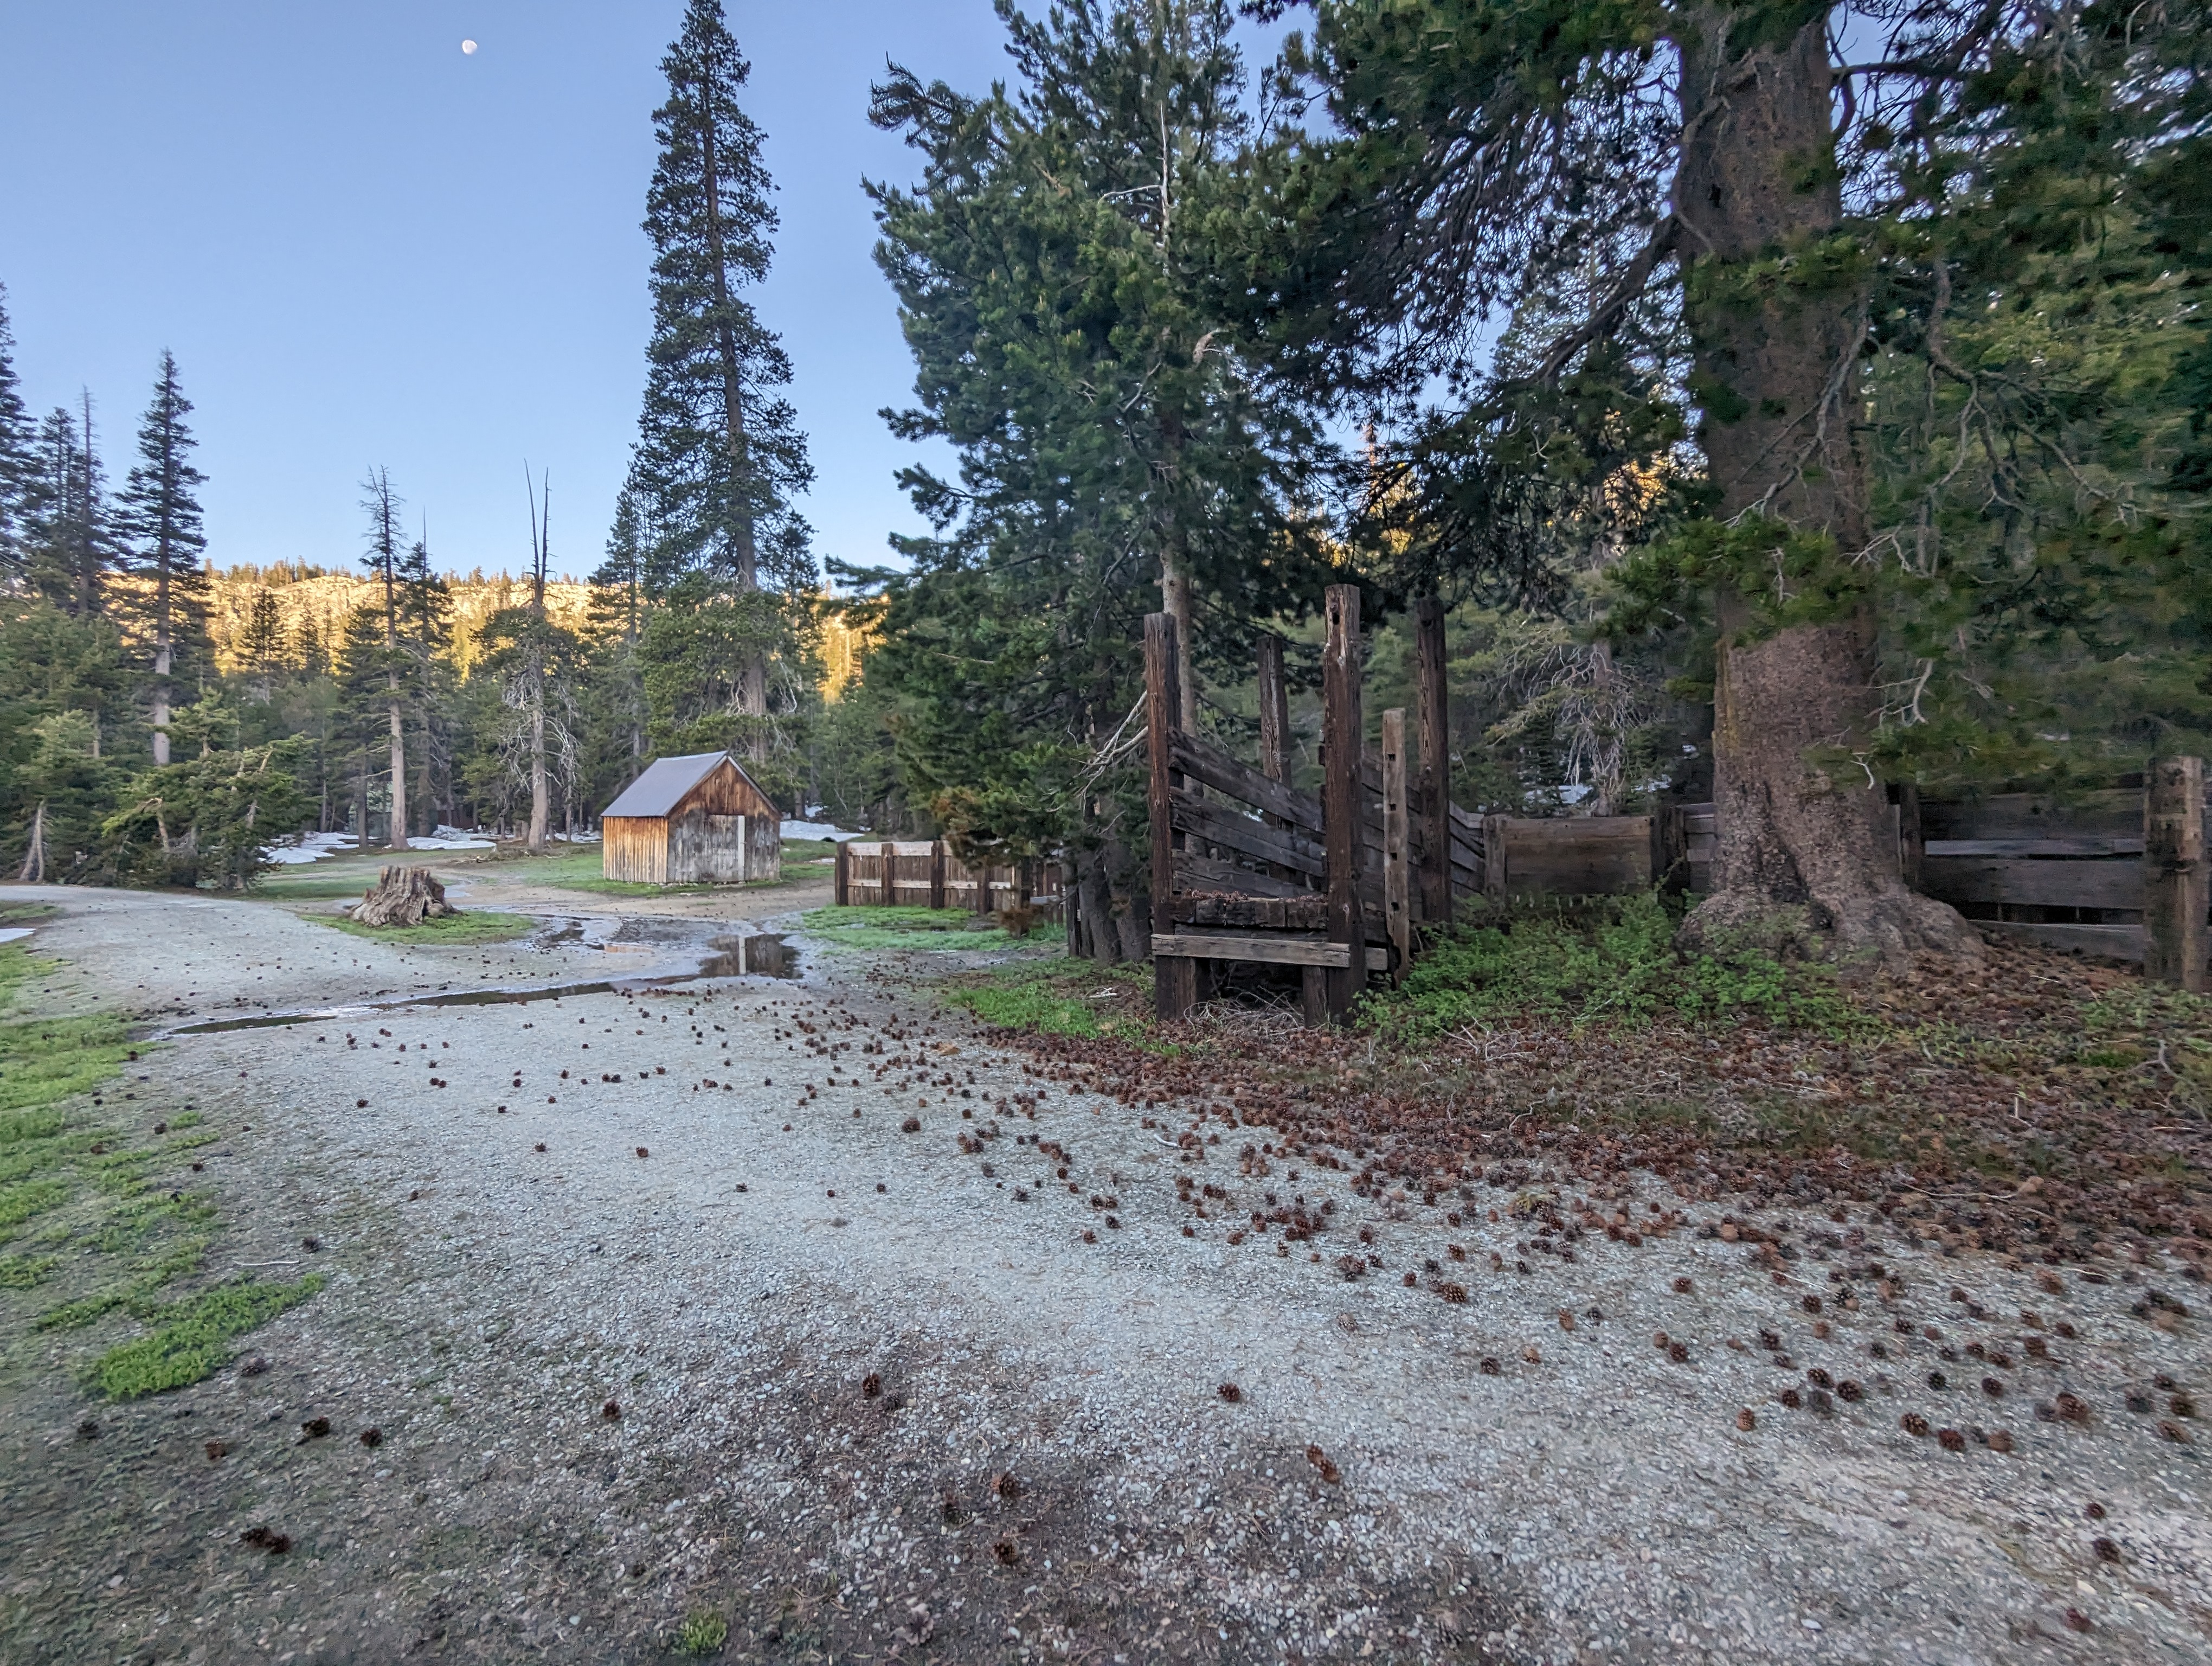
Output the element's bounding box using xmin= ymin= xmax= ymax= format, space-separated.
xmin=386 ymin=694 xmax=409 ymax=851
xmin=528 ymin=688 xmax=550 ymax=853
xmin=151 ymin=639 xmax=171 ymax=767
xmin=1672 ymin=7 xmax=1973 ymax=962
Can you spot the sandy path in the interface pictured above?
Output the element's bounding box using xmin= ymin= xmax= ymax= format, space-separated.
xmin=1 ymin=887 xmax=2206 ymax=1665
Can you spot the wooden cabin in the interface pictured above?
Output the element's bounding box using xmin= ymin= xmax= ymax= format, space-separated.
xmin=600 ymin=751 xmax=780 ymax=885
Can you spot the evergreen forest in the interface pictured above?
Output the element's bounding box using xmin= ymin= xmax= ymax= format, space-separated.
xmin=3 ymin=0 xmax=2207 ymax=966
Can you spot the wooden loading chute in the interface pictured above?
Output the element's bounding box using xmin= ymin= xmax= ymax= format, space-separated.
xmin=1147 ymin=584 xmax=1483 ymax=1026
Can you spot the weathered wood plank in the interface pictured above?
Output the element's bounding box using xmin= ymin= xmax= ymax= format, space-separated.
xmin=1416 ymin=597 xmax=1451 ymax=928
xmin=1257 ymin=634 xmax=1290 ymax=791
xmin=1171 ymin=735 xmax=1324 ymax=834
xmin=1173 ymin=797 xmax=1329 ymax=879
xmin=1150 ymin=933 xmax=1390 ymax=971
xmin=1484 ymin=816 xmax=1655 ymax=898
xmin=1175 ymin=853 xmax=1317 ymax=900
xmin=1925 ymin=837 xmax=2144 ymax=858
xmin=1382 ymin=708 xmax=1411 ymax=973
xmin=1170 ymin=894 xmax=1328 ymax=931
xmin=1977 ymin=921 xmax=2147 ymax=962
xmin=1323 ymin=586 xmax=1367 ymax=1018
xmin=2146 ymin=757 xmax=2208 ymax=991
xmin=1918 ymin=855 xmax=2145 ymax=912
xmin=1921 ymin=790 xmax=2143 ymax=842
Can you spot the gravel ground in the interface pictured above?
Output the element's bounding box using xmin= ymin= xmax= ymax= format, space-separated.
xmin=1 ymin=886 xmax=2207 ymax=1665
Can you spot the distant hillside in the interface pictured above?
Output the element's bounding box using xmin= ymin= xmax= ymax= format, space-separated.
xmin=203 ymin=565 xmax=595 ymax=678
xmin=200 ymin=564 xmax=872 ymax=696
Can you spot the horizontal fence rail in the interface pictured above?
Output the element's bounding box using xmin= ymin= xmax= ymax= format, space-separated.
xmin=832 ymin=840 xmax=1064 ymax=921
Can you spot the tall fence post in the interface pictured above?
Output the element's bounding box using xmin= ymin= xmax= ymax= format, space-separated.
xmin=1257 ymin=633 xmax=1290 ymax=787
xmin=2145 ymin=756 xmax=2207 ymax=991
xmin=834 ymin=836 xmax=850 ymax=906
xmin=1322 ymin=585 xmax=1366 ymax=1020
xmin=928 ymin=842 xmax=946 ymax=911
xmin=1381 ymin=708 xmax=1411 ymax=982
xmin=1482 ymin=814 xmax=1509 ymax=899
xmin=1147 ymin=613 xmax=1197 ymax=1020
xmin=1414 ymin=596 xmax=1451 ymax=930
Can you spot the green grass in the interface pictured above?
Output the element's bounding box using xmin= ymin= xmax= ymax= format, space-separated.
xmin=1368 ymin=892 xmax=1862 ymax=1037
xmin=944 ymin=956 xmax=1154 ymax=1041
xmin=88 ymin=1275 xmax=325 ymax=1398
xmin=800 ymin=904 xmax=1062 ymax=952
xmin=0 ymin=940 xmax=319 ymax=1398
xmin=671 ymin=1610 xmax=730 ymax=1656
xmin=306 ymin=909 xmax=541 ymax=945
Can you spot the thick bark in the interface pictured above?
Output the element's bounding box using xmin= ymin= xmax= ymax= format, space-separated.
xmin=528 ymin=694 xmax=549 ymax=853
xmin=387 ymin=699 xmax=409 ymax=850
xmin=151 ymin=640 xmax=171 ymax=767
xmin=1672 ymin=6 xmax=1972 ymax=961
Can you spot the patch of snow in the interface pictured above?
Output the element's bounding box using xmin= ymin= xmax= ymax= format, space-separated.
xmin=260 ymin=831 xmax=359 ymax=865
xmin=0 ymin=927 xmax=31 ymax=945
xmin=781 ymin=819 xmax=863 ymax=842
xmin=410 ymin=826 xmax=496 ymax=851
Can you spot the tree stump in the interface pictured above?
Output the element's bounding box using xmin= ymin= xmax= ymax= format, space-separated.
xmin=350 ymin=866 xmax=457 ymax=927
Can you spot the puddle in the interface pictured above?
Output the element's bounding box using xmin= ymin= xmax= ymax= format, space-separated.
xmin=163 ymin=928 xmax=800 ymax=1036
xmin=700 ymin=933 xmax=794 ymax=978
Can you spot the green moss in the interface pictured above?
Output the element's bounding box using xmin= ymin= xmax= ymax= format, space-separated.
xmin=306 ymin=909 xmax=541 ymax=945
xmin=88 ymin=1275 xmax=325 ymax=1399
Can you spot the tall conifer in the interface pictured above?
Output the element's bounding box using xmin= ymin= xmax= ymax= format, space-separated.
xmin=27 ymin=396 xmax=113 ymax=620
xmin=359 ymin=467 xmax=408 ymax=848
xmin=115 ymin=351 xmax=211 ymax=764
xmin=0 ymin=286 xmax=36 ymax=585
xmin=631 ymin=0 xmax=814 ymax=761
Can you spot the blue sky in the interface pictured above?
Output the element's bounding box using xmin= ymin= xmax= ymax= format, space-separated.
xmin=0 ymin=2 xmax=1031 ymax=582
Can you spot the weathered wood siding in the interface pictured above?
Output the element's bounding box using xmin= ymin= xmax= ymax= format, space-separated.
xmin=673 ymin=760 xmax=779 ymax=822
xmin=1482 ymin=816 xmax=1654 ymax=898
xmin=602 ymin=817 xmax=666 ymax=885
xmin=602 ymin=759 xmax=782 ymax=886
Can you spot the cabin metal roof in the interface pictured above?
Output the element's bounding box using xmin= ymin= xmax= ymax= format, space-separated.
xmin=601 ymin=752 xmax=740 ymax=819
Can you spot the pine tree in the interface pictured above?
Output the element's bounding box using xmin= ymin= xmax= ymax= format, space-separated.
xmin=359 ymin=467 xmax=408 ymax=848
xmin=237 ymin=588 xmax=289 ymax=703
xmin=631 ymin=0 xmax=815 ymax=761
xmin=397 ymin=530 xmax=455 ymax=836
xmin=583 ymin=483 xmax=650 ymax=801
xmin=115 ymin=351 xmax=211 ymax=764
xmin=480 ymin=471 xmax=584 ymax=849
xmin=866 ymin=0 xmax=1338 ymax=954
xmin=1261 ymin=0 xmax=2202 ymax=958
xmin=0 ymin=285 xmax=36 ymax=586
xmin=26 ymin=396 xmax=113 ymax=619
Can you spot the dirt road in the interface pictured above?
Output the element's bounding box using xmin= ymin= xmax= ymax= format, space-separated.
xmin=2 ymin=887 xmax=2207 ymax=1664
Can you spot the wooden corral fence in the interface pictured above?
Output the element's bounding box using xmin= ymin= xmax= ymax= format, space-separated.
xmin=1146 ymin=586 xmax=2210 ymax=1019
xmin=1905 ymin=759 xmax=2208 ymax=988
xmin=1147 ymin=586 xmax=1490 ymax=1026
xmin=833 ymin=840 xmax=1065 ymax=921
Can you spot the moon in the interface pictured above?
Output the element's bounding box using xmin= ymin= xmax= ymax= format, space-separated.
xmin=460 ymin=39 xmax=478 ymax=55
